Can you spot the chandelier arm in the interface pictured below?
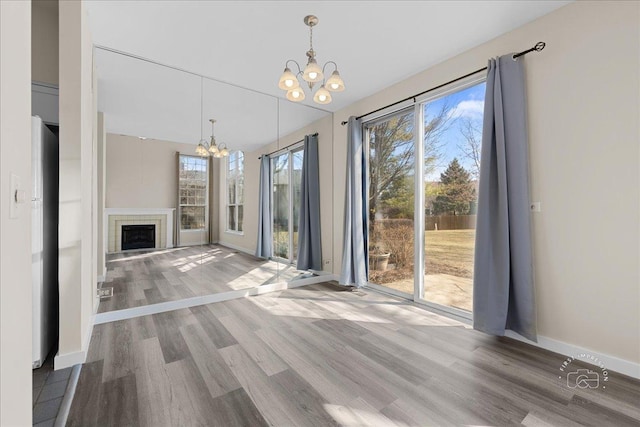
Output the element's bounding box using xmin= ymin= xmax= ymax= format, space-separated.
xmin=318 ymin=61 xmax=338 ymax=86
xmin=286 ymin=59 xmax=303 ymax=76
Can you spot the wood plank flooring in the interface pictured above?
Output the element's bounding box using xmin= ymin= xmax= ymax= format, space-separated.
xmin=99 ymin=245 xmax=306 ymax=313
xmin=69 ymin=282 xmax=640 ymax=426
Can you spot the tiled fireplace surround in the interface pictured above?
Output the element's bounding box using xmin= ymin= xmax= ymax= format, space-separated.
xmin=105 ymin=208 xmax=175 ymax=253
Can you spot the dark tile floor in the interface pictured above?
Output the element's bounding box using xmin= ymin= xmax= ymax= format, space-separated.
xmin=33 ymin=349 xmax=72 ymax=426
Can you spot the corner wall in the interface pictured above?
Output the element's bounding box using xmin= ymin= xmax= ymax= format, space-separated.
xmin=330 ymin=1 xmax=639 ymax=369
xmin=57 ymin=0 xmax=96 ymax=368
xmin=0 ymin=1 xmax=33 ymax=423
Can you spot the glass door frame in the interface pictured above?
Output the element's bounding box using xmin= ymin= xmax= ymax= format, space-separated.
xmin=364 ymin=74 xmax=486 ymax=323
xmin=363 ymin=105 xmax=416 ymax=301
xmin=270 ymin=142 xmax=304 ymax=265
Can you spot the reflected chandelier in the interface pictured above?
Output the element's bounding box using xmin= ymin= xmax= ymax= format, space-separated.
xmin=195 ymin=76 xmax=229 ymax=157
xmin=278 ymin=15 xmax=345 ymax=105
xmin=196 ymin=118 xmax=229 ymax=158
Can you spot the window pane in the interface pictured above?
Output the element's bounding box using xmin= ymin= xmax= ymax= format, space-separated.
xmin=422 ymin=81 xmax=485 ymax=312
xmin=228 ymin=180 xmax=236 ymax=204
xmin=292 ymin=149 xmax=303 ymax=262
xmin=272 ymin=154 xmax=289 ymax=259
xmin=228 ymin=206 xmax=236 ymax=231
xmin=237 ymin=176 xmax=244 ymax=204
xmin=238 ymin=205 xmax=243 ymax=232
xmin=181 ymin=206 xmax=205 ymax=230
xmin=367 ymin=109 xmax=415 ymax=294
xmin=237 ymin=152 xmax=244 ymax=173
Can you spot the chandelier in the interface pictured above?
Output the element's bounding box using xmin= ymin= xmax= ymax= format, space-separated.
xmin=278 ymin=15 xmax=345 ymax=105
xmin=196 ymin=119 xmax=229 ymax=158
xmin=195 ymin=77 xmax=229 ymax=157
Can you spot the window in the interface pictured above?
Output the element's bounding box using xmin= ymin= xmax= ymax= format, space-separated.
xmin=226 ymin=151 xmax=244 ymax=232
xmin=179 ymin=155 xmax=208 ymax=230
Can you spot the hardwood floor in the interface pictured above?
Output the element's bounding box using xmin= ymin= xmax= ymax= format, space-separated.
xmin=69 ymin=282 xmax=640 ymax=426
xmin=99 ymin=245 xmax=306 ymax=313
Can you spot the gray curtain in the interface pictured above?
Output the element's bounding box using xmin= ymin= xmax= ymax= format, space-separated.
xmin=255 ymin=155 xmax=272 ymax=259
xmin=296 ymin=134 xmax=322 ymax=270
xmin=473 ymin=55 xmax=537 ymax=341
xmin=340 ymin=116 xmax=368 ymax=287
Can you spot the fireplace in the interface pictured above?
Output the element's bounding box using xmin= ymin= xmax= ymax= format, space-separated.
xmin=121 ymin=224 xmax=155 ymax=250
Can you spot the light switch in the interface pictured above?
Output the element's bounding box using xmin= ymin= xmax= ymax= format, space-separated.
xmin=530 ymin=201 xmax=541 ymax=212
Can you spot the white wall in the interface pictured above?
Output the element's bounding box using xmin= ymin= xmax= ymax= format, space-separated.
xmin=32 ymin=0 xmax=58 ymax=85
xmin=0 ymin=1 xmax=33 ymax=424
xmin=57 ymin=0 xmax=97 ymax=368
xmin=106 ymin=133 xmax=191 ymax=209
xmin=330 ymin=1 xmax=639 ymax=367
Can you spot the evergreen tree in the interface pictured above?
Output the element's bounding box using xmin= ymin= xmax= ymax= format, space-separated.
xmin=432 ymin=158 xmax=475 ymax=215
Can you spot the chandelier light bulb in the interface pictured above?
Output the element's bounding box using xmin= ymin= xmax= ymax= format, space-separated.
xmin=278 ymin=67 xmax=299 ymax=90
xmin=196 ymin=140 xmax=209 ymax=156
xmin=313 ymin=85 xmax=332 ymax=105
xmin=302 ymin=58 xmax=324 ymax=83
xmin=326 ymin=70 xmax=345 ymax=92
xmin=286 ymin=87 xmax=306 ymax=102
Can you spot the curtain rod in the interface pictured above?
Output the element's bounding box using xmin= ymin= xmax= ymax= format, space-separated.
xmin=258 ymin=133 xmax=318 ymax=159
xmin=340 ymin=42 xmax=545 ymax=126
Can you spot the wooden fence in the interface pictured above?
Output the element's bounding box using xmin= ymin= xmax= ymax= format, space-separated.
xmin=373 ymin=215 xmax=477 ymax=231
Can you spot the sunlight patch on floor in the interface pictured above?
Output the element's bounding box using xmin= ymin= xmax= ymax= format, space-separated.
xmin=324 ymin=403 xmax=411 ymax=427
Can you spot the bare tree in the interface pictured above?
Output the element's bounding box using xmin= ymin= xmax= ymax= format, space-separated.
xmin=368 ymin=102 xmax=457 ymax=223
xmin=457 ymin=116 xmax=482 ymax=179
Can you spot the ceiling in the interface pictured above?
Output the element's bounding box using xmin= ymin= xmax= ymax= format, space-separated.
xmin=87 ymin=1 xmax=570 ymax=148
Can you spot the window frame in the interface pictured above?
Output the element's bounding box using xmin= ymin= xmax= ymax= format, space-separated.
xmin=225 ymin=151 xmax=244 ymax=234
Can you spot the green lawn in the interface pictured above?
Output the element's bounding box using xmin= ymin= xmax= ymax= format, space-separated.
xmin=425 ymin=229 xmax=475 ymax=278
xmin=370 ymin=229 xmax=476 ymax=284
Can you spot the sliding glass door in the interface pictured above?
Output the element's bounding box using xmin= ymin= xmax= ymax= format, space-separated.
xmin=271 ymin=147 xmax=304 ymax=264
xmin=365 ymin=78 xmax=486 ymax=317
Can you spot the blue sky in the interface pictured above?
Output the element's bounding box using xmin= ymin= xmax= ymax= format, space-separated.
xmin=423 ymin=82 xmax=486 ymax=181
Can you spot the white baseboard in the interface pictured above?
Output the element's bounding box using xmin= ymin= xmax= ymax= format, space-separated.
xmin=54 ymin=312 xmax=96 ymax=370
xmin=94 ymin=273 xmax=337 ymax=325
xmin=54 ymin=350 xmax=86 ymax=370
xmin=505 ymin=331 xmax=640 ymax=379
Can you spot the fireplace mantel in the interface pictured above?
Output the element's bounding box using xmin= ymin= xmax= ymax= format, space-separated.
xmin=105 ymin=208 xmax=175 ymax=253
